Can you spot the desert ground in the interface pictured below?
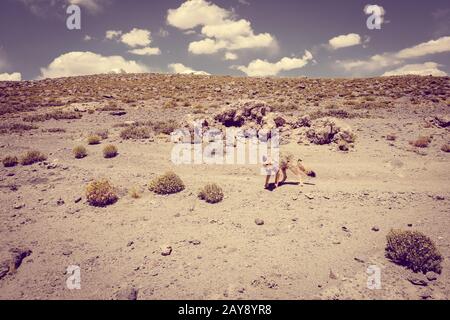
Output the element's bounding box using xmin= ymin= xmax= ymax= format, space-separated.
xmin=0 ymin=74 xmax=449 ymax=300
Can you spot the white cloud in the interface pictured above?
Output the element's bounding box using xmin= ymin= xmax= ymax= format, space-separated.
xmin=120 ymin=28 xmax=152 ymax=48
xmin=329 ymin=33 xmax=361 ymax=50
xmin=167 ymin=0 xmax=230 ymax=30
xmin=167 ymin=0 xmax=276 ymax=55
xmin=40 ymin=51 xmax=149 ymax=78
xmin=168 ymin=63 xmax=210 ymax=75
xmin=382 ymin=62 xmax=447 ymax=77
xmin=338 ymin=36 xmax=450 ymax=73
xmin=105 ymin=30 xmax=122 ymax=40
xmin=396 ymin=36 xmax=450 ymax=59
xmin=0 ymin=72 xmax=22 ymax=81
xmin=128 ymin=47 xmax=161 ymax=56
xmin=224 ymin=52 xmax=238 ymax=60
xmin=236 ymin=50 xmax=313 ymax=76
xmin=20 ymin=0 xmax=107 ymax=16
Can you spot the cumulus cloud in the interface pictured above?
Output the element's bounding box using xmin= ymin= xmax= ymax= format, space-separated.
xmin=382 ymin=62 xmax=447 ymax=77
xmin=39 ymin=51 xmax=149 ymax=78
xmin=338 ymin=36 xmax=450 ymax=73
xmin=106 ymin=30 xmax=122 ymax=40
xmin=0 ymin=72 xmax=22 ymax=81
xmin=236 ymin=50 xmax=313 ymax=76
xmin=167 ymin=0 xmax=276 ymax=55
xmin=128 ymin=47 xmax=161 ymax=56
xmin=120 ymin=28 xmax=152 ymax=48
xmin=168 ymin=63 xmax=210 ymax=75
xmin=224 ymin=52 xmax=238 ymax=61
xmin=329 ymin=33 xmax=361 ymax=50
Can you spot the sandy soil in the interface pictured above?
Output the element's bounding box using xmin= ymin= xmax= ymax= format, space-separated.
xmin=0 ymin=74 xmax=449 ymax=300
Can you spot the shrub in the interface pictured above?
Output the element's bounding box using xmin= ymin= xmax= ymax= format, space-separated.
xmin=73 ymin=145 xmax=87 ymax=159
xmin=385 ymin=229 xmax=443 ymax=274
xmin=86 ymin=179 xmax=118 ymax=207
xmin=149 ymin=171 xmax=185 ymax=195
xmin=198 ymin=183 xmax=224 ymax=204
xmin=0 ymin=123 xmax=38 ymax=134
xmin=151 ymin=121 xmax=179 ymax=135
xmin=87 ymin=134 xmax=101 ymax=145
xmin=3 ymin=156 xmax=18 ymax=167
xmin=120 ymin=126 xmax=151 ymax=140
xmin=20 ymin=150 xmax=47 ymax=165
xmin=409 ymin=136 xmax=432 ymax=148
xmin=441 ymin=143 xmax=450 ymax=153
xmin=103 ymin=144 xmax=118 ymax=158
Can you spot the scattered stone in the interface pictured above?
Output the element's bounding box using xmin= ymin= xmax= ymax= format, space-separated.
xmin=255 ymin=218 xmax=264 ymax=226
xmin=115 ymin=287 xmax=138 ymax=300
xmin=426 ymin=272 xmax=438 ymax=281
xmin=0 ymin=263 xmax=10 ymax=280
xmin=305 ymin=194 xmax=314 ymax=200
xmin=407 ymin=223 xmax=413 ymax=227
xmin=371 ymin=226 xmax=380 ymax=232
xmin=434 ymin=195 xmax=445 ymax=201
xmin=110 ymin=111 xmax=127 ymax=116
xmin=354 ymin=257 xmax=365 ymax=263
xmin=407 ymin=275 xmax=428 ymax=286
xmin=9 ymin=248 xmax=32 ymax=271
xmin=57 ymin=198 xmax=65 ymax=206
xmin=62 ymin=250 xmax=72 ymax=256
xmin=74 ymin=197 xmax=82 ymax=203
xmin=189 ymin=240 xmax=201 ymax=245
xmin=161 ymin=246 xmax=172 ymax=256
xmin=127 ymin=241 xmax=134 ymax=247
xmin=13 ymin=203 xmax=25 ymax=210
xmin=329 ymin=269 xmax=338 ymax=280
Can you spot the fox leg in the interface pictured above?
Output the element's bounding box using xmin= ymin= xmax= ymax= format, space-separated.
xmin=264 ymin=174 xmax=271 ymax=189
xmin=274 ymin=169 xmax=283 ymax=188
xmin=289 ymin=166 xmax=304 ymax=185
xmin=280 ymin=168 xmax=287 ymax=184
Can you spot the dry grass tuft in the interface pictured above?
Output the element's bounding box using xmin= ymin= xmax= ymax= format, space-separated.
xmin=3 ymin=156 xmax=18 ymax=167
xmin=198 ymin=183 xmax=224 ymax=204
xmin=87 ymin=134 xmax=101 ymax=145
xmin=103 ymin=144 xmax=118 ymax=158
xmin=20 ymin=150 xmax=47 ymax=166
xmin=409 ymin=136 xmax=432 ymax=148
xmin=149 ymin=171 xmax=185 ymax=195
xmin=86 ymin=179 xmax=118 ymax=207
xmin=73 ymin=145 xmax=87 ymax=159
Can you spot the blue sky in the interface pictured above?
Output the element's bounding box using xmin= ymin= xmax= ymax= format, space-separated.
xmin=0 ymin=0 xmax=449 ymax=80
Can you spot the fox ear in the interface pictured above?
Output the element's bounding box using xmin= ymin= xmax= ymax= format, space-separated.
xmin=262 ymin=155 xmax=268 ymax=162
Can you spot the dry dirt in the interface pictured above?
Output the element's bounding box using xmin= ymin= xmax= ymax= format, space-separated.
xmin=0 ymin=74 xmax=449 ymax=300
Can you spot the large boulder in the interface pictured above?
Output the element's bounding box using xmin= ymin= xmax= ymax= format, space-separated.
xmin=306 ymin=117 xmax=355 ymax=145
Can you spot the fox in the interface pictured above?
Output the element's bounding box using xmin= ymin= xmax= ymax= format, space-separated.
xmin=262 ymin=151 xmax=316 ymax=189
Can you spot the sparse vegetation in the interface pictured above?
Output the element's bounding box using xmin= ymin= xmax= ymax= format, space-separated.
xmin=151 ymin=120 xmax=179 ymax=135
xmin=96 ymin=129 xmax=109 ymax=140
xmin=0 ymin=123 xmax=37 ymax=134
xmin=120 ymin=126 xmax=151 ymax=140
xmin=129 ymin=186 xmax=141 ymax=199
xmin=23 ymin=110 xmax=82 ymax=122
xmin=3 ymin=156 xmax=18 ymax=167
xmin=86 ymin=179 xmax=118 ymax=207
xmin=103 ymin=144 xmax=118 ymax=158
xmin=20 ymin=150 xmax=47 ymax=165
xmin=149 ymin=171 xmax=185 ymax=195
xmin=73 ymin=145 xmax=87 ymax=159
xmin=198 ymin=183 xmax=224 ymax=204
xmin=386 ymin=229 xmax=443 ymax=274
xmin=409 ymin=135 xmax=432 ymax=148
xmin=87 ymin=134 xmax=101 ymax=145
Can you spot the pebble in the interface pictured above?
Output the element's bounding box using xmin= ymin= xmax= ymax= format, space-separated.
xmin=425 ymin=272 xmax=438 ymax=281
xmin=161 ymin=246 xmax=172 ymax=256
xmin=371 ymin=226 xmax=380 ymax=232
xmin=115 ymin=287 xmax=138 ymax=300
xmin=255 ymin=218 xmax=264 ymax=226
xmin=407 ymin=275 xmax=428 ymax=286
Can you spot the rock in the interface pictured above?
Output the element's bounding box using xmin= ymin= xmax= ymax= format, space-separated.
xmin=306 ymin=117 xmax=355 ymax=145
xmin=57 ymin=198 xmax=65 ymax=206
xmin=161 ymin=246 xmax=172 ymax=256
xmin=115 ymin=287 xmax=138 ymax=300
xmin=13 ymin=203 xmax=25 ymax=210
xmin=0 ymin=263 xmax=10 ymax=279
xmin=189 ymin=240 xmax=201 ymax=245
xmin=9 ymin=248 xmax=32 ymax=271
xmin=127 ymin=241 xmax=134 ymax=247
xmin=426 ymin=272 xmax=438 ymax=281
xmin=74 ymin=197 xmax=82 ymax=203
xmin=420 ymin=289 xmax=433 ymax=300
xmin=305 ymin=194 xmax=314 ymax=200
xmin=434 ymin=195 xmax=445 ymax=201
xmin=354 ymin=257 xmax=365 ymax=263
xmin=407 ymin=275 xmax=428 ymax=286
xmin=255 ymin=218 xmax=264 ymax=226
xmin=292 ymin=115 xmax=311 ymax=128
xmin=329 ymin=269 xmax=338 ymax=280
xmin=371 ymin=226 xmax=380 ymax=232
xmin=62 ymin=250 xmax=72 ymax=256
xmin=110 ymin=111 xmax=127 ymax=116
